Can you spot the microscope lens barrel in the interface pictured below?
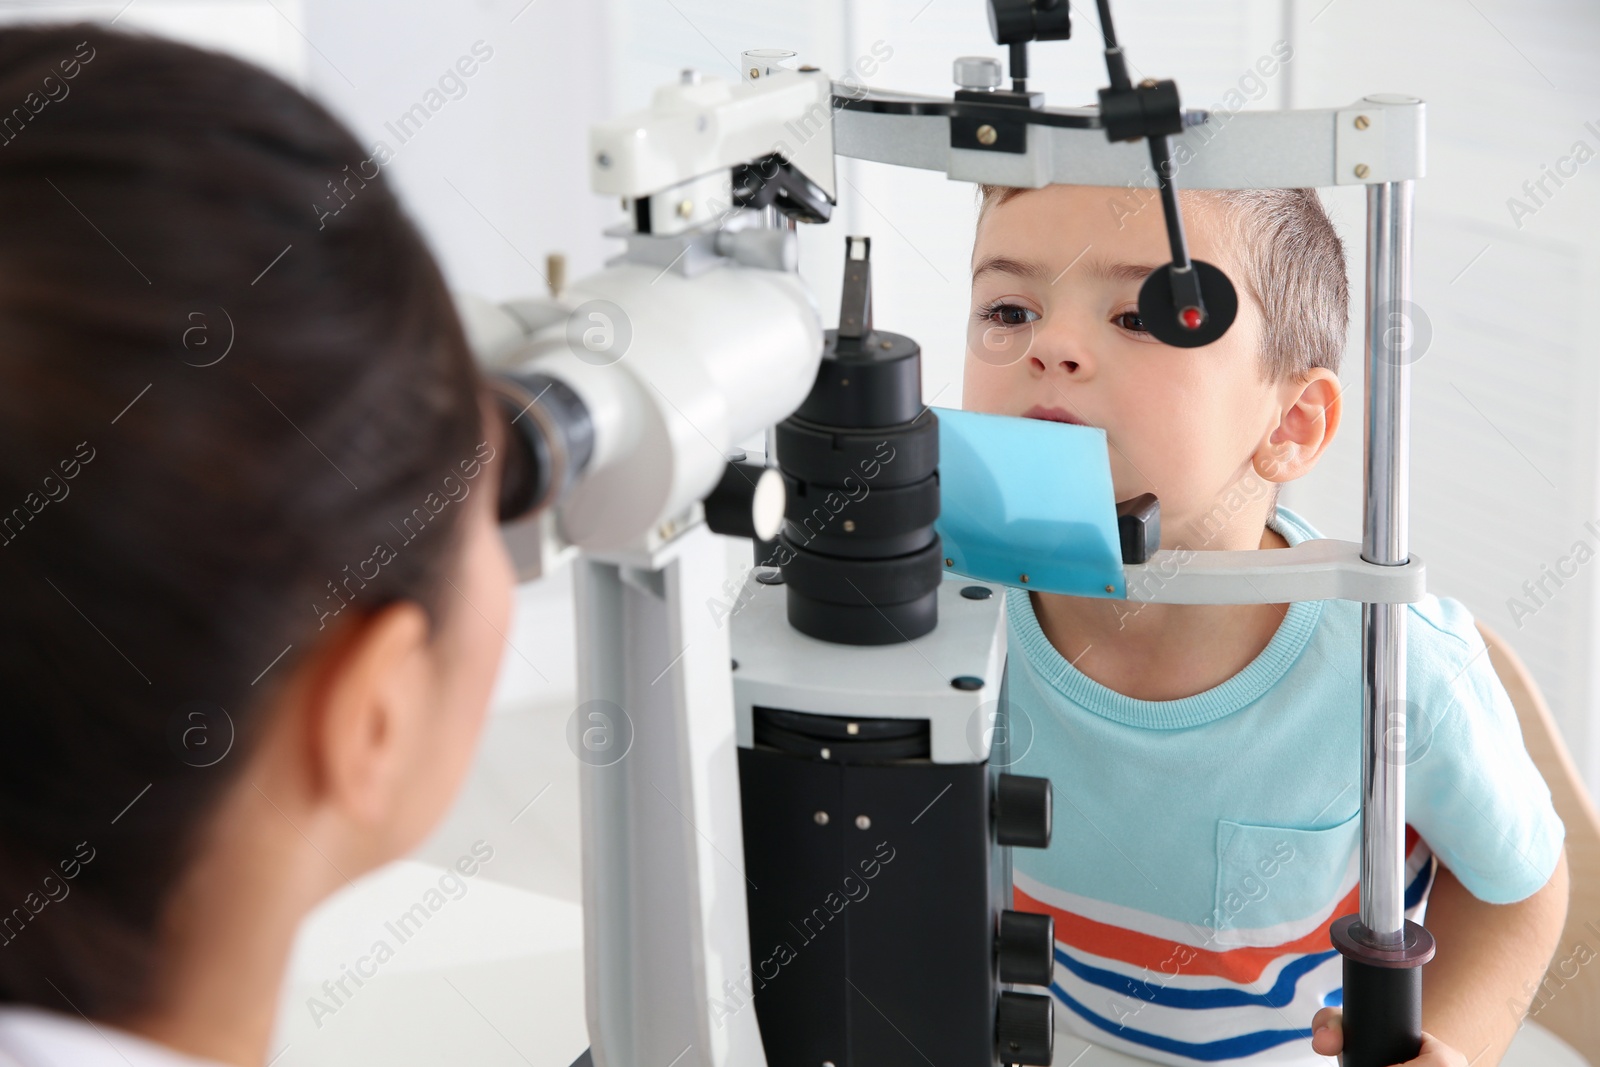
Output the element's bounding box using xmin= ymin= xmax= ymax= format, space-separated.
xmin=776 ymin=313 xmax=943 ymax=645
xmin=489 ymin=370 xmax=595 ymax=524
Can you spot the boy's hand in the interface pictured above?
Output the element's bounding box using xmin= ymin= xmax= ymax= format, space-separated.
xmin=1311 ymin=1008 xmax=1470 ymax=1065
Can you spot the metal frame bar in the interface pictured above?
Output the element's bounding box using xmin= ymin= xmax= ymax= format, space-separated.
xmin=575 ymin=526 xmax=769 ymax=1067
xmin=1359 ymin=180 xmax=1415 ymax=944
xmin=1123 ymin=540 xmax=1424 ymax=605
xmin=831 ymin=92 xmax=1424 ymax=190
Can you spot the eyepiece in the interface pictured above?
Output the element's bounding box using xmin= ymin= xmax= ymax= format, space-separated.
xmin=489 ymin=370 xmax=595 ymax=524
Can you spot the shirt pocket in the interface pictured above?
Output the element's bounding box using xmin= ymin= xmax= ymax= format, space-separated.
xmin=1208 ymin=811 xmax=1360 ymax=950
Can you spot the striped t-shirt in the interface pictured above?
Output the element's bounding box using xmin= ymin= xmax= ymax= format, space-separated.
xmin=1003 ymin=505 xmax=1564 ymax=1065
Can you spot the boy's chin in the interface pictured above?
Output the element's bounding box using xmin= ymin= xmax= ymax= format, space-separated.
xmin=1110 ymin=480 xmax=1150 ymax=505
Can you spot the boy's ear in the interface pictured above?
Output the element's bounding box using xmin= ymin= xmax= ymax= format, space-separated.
xmin=1253 ymin=369 xmax=1342 ymax=484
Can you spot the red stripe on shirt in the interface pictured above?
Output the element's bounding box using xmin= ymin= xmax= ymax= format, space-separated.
xmin=1016 ymin=827 xmax=1422 ymax=985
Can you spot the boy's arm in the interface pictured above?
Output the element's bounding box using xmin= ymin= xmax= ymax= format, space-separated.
xmin=1416 ymin=850 xmax=1569 ymax=1062
xmin=1312 ymin=848 xmax=1569 ymax=1066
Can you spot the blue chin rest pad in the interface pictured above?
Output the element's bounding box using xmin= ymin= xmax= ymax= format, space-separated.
xmin=932 ymin=406 xmax=1125 ymax=599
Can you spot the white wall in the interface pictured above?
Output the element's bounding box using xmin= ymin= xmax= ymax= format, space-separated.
xmin=301 ymin=0 xmax=614 ymax=303
xmin=0 ymin=0 xmax=309 ymax=80
xmin=1278 ymin=0 xmax=1600 ymax=788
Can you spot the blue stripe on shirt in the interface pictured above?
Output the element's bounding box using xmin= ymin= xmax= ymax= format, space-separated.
xmin=1054 ymin=947 xmax=1337 ymax=1009
xmin=1052 ymin=982 xmax=1315 ymax=1061
xmin=1050 ymin=855 xmax=1434 ymax=1013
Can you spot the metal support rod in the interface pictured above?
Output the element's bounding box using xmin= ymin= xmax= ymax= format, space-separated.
xmin=1095 ymin=0 xmax=1131 ymax=91
xmin=1147 ymin=136 xmax=1191 ymax=271
xmin=1358 ymin=179 xmax=1414 ymax=944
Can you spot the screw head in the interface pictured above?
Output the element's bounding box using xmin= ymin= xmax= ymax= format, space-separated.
xmin=855 ymin=815 xmax=871 ymax=830
xmin=944 ymin=557 xmax=954 ymax=567
xmin=814 ymin=810 xmax=830 ymax=825
xmin=1354 ymin=163 xmax=1371 ymax=179
xmin=1019 ymin=573 xmax=1030 ymax=584
xmin=843 ymin=519 xmax=856 ymax=532
xmin=846 ymin=722 xmax=860 ymax=735
xmin=1354 ymin=114 xmax=1370 ymax=130
xmin=677 ymin=199 xmax=694 ymax=219
xmin=976 ymin=124 xmax=998 ymax=146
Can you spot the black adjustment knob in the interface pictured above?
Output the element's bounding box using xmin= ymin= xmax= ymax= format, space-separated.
xmin=995 ymin=773 xmax=1052 ymax=848
xmin=703 ymin=461 xmax=785 ymax=543
xmin=998 ymin=910 xmax=1056 ymax=986
xmin=1117 ymin=493 xmax=1160 ymax=565
xmin=987 ymin=0 xmax=1071 ymax=45
xmin=996 ymin=990 xmax=1053 ymax=1065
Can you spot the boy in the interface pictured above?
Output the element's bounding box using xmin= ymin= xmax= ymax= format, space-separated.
xmin=965 ymin=182 xmax=1568 ymax=1066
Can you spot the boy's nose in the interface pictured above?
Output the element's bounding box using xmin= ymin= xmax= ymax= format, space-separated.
xmin=1025 ymin=322 xmax=1095 ymax=378
xmin=1031 ymin=354 xmax=1081 ymax=375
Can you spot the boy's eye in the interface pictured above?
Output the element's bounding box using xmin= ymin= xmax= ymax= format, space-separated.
xmin=1113 ymin=310 xmax=1149 ymax=333
xmin=976 ymin=302 xmax=1039 ymax=327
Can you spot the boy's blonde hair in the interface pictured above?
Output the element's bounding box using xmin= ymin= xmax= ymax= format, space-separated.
xmin=976 ymin=185 xmax=1349 ymax=382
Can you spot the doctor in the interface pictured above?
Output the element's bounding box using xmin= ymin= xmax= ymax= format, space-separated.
xmin=0 ymin=24 xmax=516 ymax=1067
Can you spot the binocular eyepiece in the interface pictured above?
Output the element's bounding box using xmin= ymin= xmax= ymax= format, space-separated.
xmin=487 ymin=370 xmax=594 ymax=526
xmin=488 ymin=365 xmax=786 ymax=549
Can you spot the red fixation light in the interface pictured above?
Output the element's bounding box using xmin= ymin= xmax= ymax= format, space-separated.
xmin=1180 ymin=306 xmax=1203 ymax=330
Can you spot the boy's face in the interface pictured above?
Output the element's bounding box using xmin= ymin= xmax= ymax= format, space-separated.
xmin=963 ymin=184 xmax=1287 ymax=543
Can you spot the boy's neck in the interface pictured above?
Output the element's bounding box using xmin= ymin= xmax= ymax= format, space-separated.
xmin=1029 ymin=507 xmax=1292 ymax=703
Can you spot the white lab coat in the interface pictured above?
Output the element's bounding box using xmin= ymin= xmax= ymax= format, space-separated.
xmin=0 ymin=1006 xmax=230 ymax=1067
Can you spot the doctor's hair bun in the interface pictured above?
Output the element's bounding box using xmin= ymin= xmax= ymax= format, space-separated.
xmin=0 ymin=25 xmax=483 ymax=1020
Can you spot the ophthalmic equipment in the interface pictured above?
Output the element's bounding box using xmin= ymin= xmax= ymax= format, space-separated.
xmin=459 ymin=1 xmax=1430 ymax=1065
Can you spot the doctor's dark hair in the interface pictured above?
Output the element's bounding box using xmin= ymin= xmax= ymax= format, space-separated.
xmin=0 ymin=26 xmax=486 ymax=1019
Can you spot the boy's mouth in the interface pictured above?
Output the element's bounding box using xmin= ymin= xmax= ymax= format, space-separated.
xmin=1021 ymin=404 xmax=1087 ymax=427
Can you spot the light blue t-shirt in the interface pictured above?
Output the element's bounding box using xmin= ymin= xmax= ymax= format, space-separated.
xmin=1004 ymin=505 xmax=1564 ymax=1066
